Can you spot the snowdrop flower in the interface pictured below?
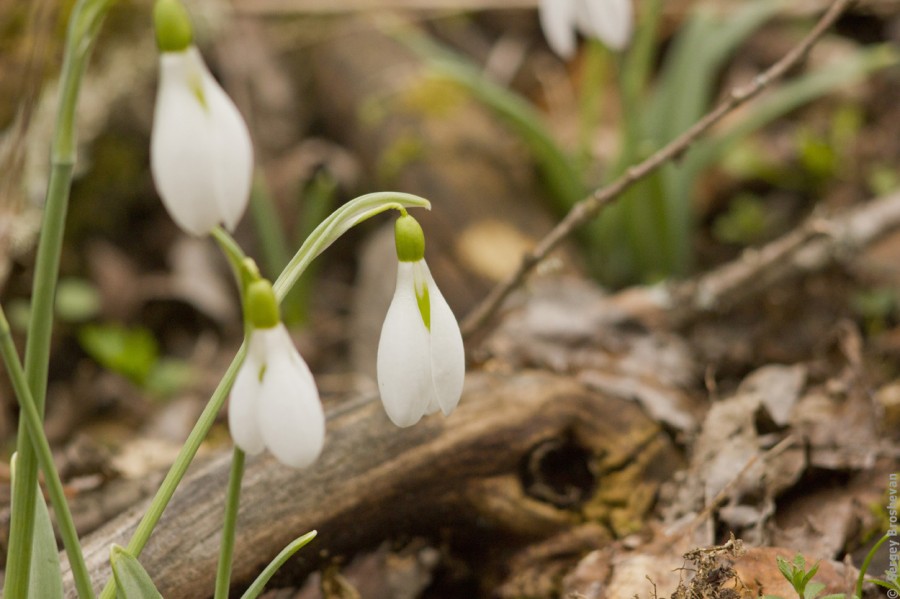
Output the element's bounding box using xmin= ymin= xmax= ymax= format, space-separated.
xmin=377 ymin=213 xmax=465 ymax=427
xmin=150 ymin=0 xmax=253 ymax=236
xmin=539 ymin=0 xmax=633 ymax=58
xmin=229 ymin=279 xmax=325 ymax=468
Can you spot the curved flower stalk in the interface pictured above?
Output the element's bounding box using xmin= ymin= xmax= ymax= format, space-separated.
xmin=539 ymin=0 xmax=634 ymax=57
xmin=377 ymin=214 xmax=465 ymax=427
xmin=229 ymin=280 xmax=325 ymax=468
xmin=150 ymin=0 xmax=253 ymax=236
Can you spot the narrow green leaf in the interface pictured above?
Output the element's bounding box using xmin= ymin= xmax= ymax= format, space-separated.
xmin=800 ymin=562 xmax=821 ymax=589
xmin=110 ymin=546 xmax=163 ymax=599
xmin=27 ymin=483 xmax=64 ymax=599
xmin=11 ymin=455 xmax=64 ymax=599
xmin=776 ymin=555 xmax=794 ymax=581
xmin=869 ymin=578 xmax=900 ymax=591
xmin=240 ymin=531 xmax=317 ymax=599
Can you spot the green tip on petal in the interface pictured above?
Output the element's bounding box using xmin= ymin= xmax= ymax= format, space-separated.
xmin=415 ymin=281 xmax=431 ymax=331
xmin=395 ymin=214 xmax=425 ymax=262
xmin=246 ymin=279 xmax=280 ymax=329
xmin=154 ymin=0 xmax=193 ymax=52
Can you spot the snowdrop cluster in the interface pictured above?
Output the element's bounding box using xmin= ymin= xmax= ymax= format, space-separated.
xmin=151 ymin=0 xmax=465 ymax=468
xmin=538 ymin=0 xmax=634 ymax=58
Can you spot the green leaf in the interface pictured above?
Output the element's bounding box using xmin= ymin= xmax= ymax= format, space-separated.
xmin=11 ymin=454 xmax=64 ymax=599
xmin=804 ymin=581 xmax=825 ymax=599
xmin=78 ymin=324 xmax=159 ymax=385
xmin=110 ymin=545 xmax=163 ymax=599
xmin=241 ymin=531 xmax=317 ymax=599
xmin=27 ymin=484 xmax=64 ymax=599
xmin=869 ymin=578 xmax=900 ymax=591
xmin=776 ymin=555 xmax=794 ymax=581
xmin=800 ymin=562 xmax=821 ymax=589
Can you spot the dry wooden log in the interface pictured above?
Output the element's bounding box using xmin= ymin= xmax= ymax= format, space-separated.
xmin=63 ymin=370 xmax=678 ymax=598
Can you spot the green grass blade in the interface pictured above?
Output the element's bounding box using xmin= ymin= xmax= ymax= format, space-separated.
xmin=240 ymin=531 xmax=317 ymax=599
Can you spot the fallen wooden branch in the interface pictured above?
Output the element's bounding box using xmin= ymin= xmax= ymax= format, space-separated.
xmin=64 ymin=370 xmax=677 ymax=598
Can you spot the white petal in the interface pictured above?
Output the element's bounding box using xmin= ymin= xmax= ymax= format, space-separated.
xmin=539 ymin=0 xmax=578 ymax=58
xmin=151 ymin=47 xmax=253 ymax=236
xmin=576 ymin=0 xmax=633 ymax=50
xmin=228 ymin=334 xmax=267 ymax=455
xmin=256 ymin=325 xmax=325 ymax=468
xmin=421 ymin=262 xmax=465 ymax=415
xmin=377 ymin=262 xmax=432 ymax=427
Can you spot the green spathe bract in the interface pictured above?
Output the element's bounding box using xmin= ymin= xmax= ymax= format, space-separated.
xmin=395 ymin=213 xmax=426 ymax=262
xmin=153 ymin=0 xmax=192 ymax=53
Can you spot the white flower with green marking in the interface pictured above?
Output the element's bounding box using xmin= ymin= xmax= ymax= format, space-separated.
xmin=539 ymin=0 xmax=633 ymax=58
xmin=377 ymin=214 xmax=465 ymax=427
xmin=150 ymin=0 xmax=253 ymax=236
xmin=229 ymin=281 xmax=325 ymax=468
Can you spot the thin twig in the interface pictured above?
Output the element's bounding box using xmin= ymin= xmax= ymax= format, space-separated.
xmin=460 ymin=0 xmax=856 ymax=339
xmin=659 ymin=190 xmax=900 ymax=328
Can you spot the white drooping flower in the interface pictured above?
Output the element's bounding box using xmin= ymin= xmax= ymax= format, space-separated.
xmin=151 ymin=0 xmax=253 ymax=236
xmin=229 ymin=281 xmax=325 ymax=468
xmin=377 ymin=214 xmax=465 ymax=428
xmin=538 ymin=0 xmax=633 ymax=58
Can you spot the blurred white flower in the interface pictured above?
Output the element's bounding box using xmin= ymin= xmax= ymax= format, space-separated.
xmin=151 ymin=46 xmax=253 ymax=236
xmin=539 ymin=0 xmax=633 ymax=58
xmin=229 ymin=323 xmax=325 ymax=468
xmin=377 ymin=259 xmax=465 ymax=428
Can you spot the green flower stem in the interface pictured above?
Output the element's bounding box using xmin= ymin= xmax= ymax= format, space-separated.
xmin=214 ymin=449 xmax=245 ymax=599
xmin=0 ymin=309 xmax=95 ymax=598
xmin=98 ymin=192 xmax=430 ymax=599
xmin=240 ymin=531 xmax=317 ymax=599
xmin=6 ymin=1 xmax=114 ymax=597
